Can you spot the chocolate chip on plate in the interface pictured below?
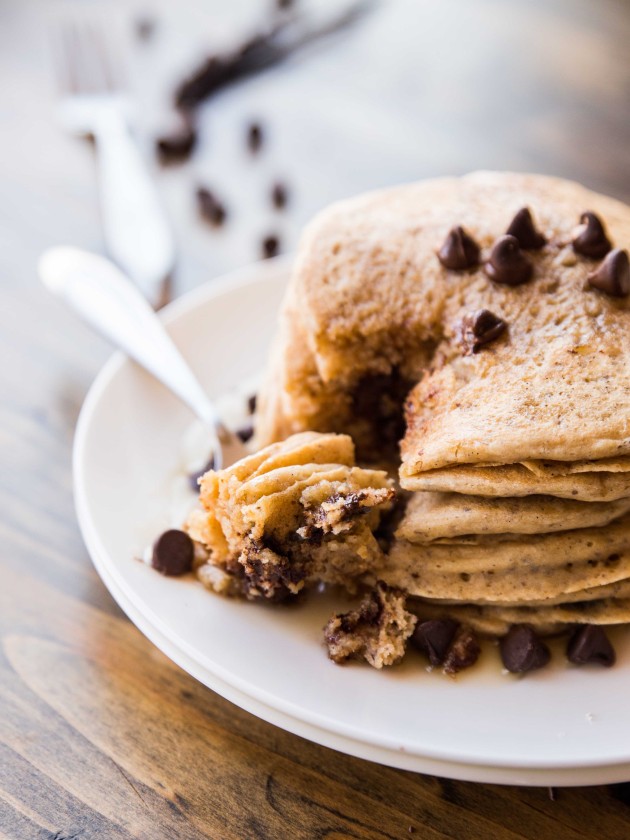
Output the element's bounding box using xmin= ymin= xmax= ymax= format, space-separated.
xmin=437 ymin=226 xmax=480 ymax=270
xmin=271 ymin=181 xmax=289 ymax=210
xmin=459 ymin=309 xmax=507 ymax=355
xmin=236 ymin=424 xmax=254 ymax=443
xmin=247 ymin=122 xmax=264 ymax=153
xmin=443 ymin=626 xmax=481 ymax=675
xmin=500 ymin=624 xmax=550 ymax=673
xmin=197 ymin=187 xmax=227 ymax=227
xmin=573 ymin=211 xmax=613 ymax=258
xmin=411 ymin=618 xmax=459 ymax=666
xmin=485 ymin=235 xmax=533 ymax=286
xmin=567 ymin=625 xmax=616 ymax=667
xmin=151 ymin=529 xmax=194 ymax=576
xmin=587 ymin=248 xmax=630 ymax=297
xmin=505 ymin=207 xmax=546 ymax=250
xmin=262 ymin=234 xmax=280 ymax=259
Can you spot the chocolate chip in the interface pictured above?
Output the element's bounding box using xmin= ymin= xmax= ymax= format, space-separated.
xmin=156 ymin=118 xmax=197 ymax=165
xmin=573 ymin=211 xmax=613 ymax=258
xmin=236 ymin=425 xmax=254 ymax=443
xmin=247 ymin=394 xmax=257 ymax=414
xmin=505 ymin=207 xmax=546 ymax=250
xmin=459 ymin=309 xmax=507 ymax=355
xmin=262 ymin=235 xmax=280 ymax=259
xmin=411 ymin=619 xmax=459 ymax=666
xmin=587 ymin=248 xmax=630 ymax=298
xmin=437 ymin=226 xmax=480 ymax=270
xmin=500 ymin=624 xmax=550 ymax=673
xmin=247 ymin=122 xmax=263 ymax=153
xmin=567 ymin=625 xmax=616 ymax=667
xmin=197 ymin=187 xmax=227 ymax=227
xmin=151 ymin=529 xmax=194 ymax=576
xmin=188 ymin=456 xmax=215 ymax=492
xmin=271 ymin=181 xmax=288 ymax=210
xmin=443 ymin=626 xmax=481 ymax=675
xmin=485 ymin=235 xmax=533 ymax=286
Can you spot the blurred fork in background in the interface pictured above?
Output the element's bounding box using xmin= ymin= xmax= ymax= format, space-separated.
xmin=50 ymin=16 xmax=174 ymax=308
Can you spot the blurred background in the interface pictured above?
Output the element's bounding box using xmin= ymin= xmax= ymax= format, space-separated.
xmin=3 ymin=0 xmax=630 ymax=294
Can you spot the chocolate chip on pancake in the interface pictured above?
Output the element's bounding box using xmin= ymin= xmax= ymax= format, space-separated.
xmin=587 ymin=248 xmax=630 ymax=297
xmin=573 ymin=211 xmax=613 ymax=258
xmin=505 ymin=207 xmax=546 ymax=250
xmin=567 ymin=625 xmax=616 ymax=667
xmin=152 ymin=529 xmax=194 ymax=576
xmin=500 ymin=624 xmax=551 ymax=673
xmin=411 ymin=618 xmax=459 ymax=666
xmin=437 ymin=226 xmax=480 ymax=270
xmin=459 ymin=309 xmax=507 ymax=354
xmin=485 ymin=235 xmax=533 ymax=286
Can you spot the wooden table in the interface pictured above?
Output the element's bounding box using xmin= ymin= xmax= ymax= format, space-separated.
xmin=3 ymin=1 xmax=630 ymax=837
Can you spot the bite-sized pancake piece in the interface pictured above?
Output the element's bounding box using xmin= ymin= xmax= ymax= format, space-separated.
xmin=323 ymin=582 xmax=416 ymax=668
xmin=186 ymin=432 xmax=395 ymax=601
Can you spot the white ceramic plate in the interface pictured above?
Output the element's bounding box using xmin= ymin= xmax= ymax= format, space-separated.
xmin=74 ymin=258 xmax=630 ymax=786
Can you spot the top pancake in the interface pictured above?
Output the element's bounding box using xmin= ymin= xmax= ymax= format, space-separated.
xmin=255 ymin=172 xmax=630 ymax=480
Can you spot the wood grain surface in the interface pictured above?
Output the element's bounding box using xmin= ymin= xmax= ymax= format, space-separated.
xmin=3 ymin=0 xmax=630 ymax=837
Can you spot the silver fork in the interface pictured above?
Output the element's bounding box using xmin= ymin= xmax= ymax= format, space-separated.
xmin=51 ymin=17 xmax=175 ymax=308
xmin=39 ymin=246 xmax=249 ymax=471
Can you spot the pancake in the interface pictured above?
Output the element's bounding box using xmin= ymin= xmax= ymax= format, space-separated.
xmin=401 ymin=464 xmax=630 ymax=501
xmin=396 ymin=491 xmax=630 ymax=542
xmin=410 ymin=598 xmax=630 ymax=637
xmin=255 ymin=172 xmax=630 ymax=478
xmin=212 ymin=173 xmax=630 ymax=661
xmin=421 ymin=578 xmax=630 ymax=608
xmin=377 ymin=513 xmax=630 ymax=602
xmin=520 ymin=457 xmax=630 ymax=476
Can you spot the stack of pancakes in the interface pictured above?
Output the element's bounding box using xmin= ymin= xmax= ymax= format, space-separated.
xmin=256 ymin=172 xmax=630 ymax=636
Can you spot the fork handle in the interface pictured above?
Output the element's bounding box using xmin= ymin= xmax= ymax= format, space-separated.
xmin=93 ymin=109 xmax=175 ymax=306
